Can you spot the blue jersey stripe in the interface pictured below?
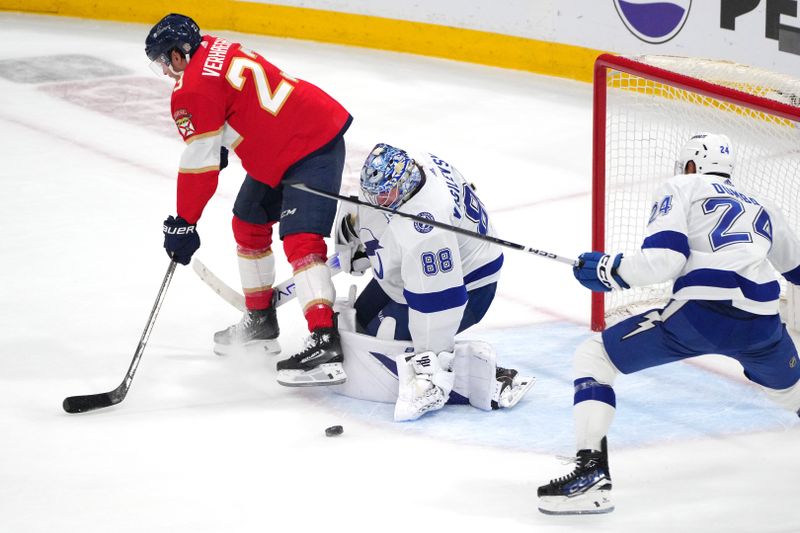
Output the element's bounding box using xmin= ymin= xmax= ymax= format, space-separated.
xmin=783 ymin=264 xmax=800 ymax=285
xmin=673 ymin=268 xmax=780 ymax=302
xmin=403 ymin=285 xmax=468 ymax=313
xmin=463 ymin=254 xmax=504 ymax=285
xmin=642 ymin=230 xmax=690 ymax=258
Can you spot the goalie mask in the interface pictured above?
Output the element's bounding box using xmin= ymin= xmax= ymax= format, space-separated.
xmin=360 ymin=143 xmax=423 ymax=209
xmin=675 ymin=132 xmax=734 ymax=177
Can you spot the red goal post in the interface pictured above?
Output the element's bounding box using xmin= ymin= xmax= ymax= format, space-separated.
xmin=591 ymin=53 xmax=800 ymax=331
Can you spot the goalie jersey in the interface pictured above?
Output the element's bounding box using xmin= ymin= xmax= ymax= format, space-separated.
xmin=356 ymin=153 xmax=504 ymax=353
xmin=617 ymin=173 xmax=800 ymax=315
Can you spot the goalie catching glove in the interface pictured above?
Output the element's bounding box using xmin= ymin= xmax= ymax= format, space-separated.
xmin=394 ymin=351 xmax=456 ymax=422
xmin=573 ymin=252 xmax=629 ymax=292
xmin=334 ymin=203 xmax=370 ymax=275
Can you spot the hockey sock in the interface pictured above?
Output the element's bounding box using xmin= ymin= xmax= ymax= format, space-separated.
xmin=233 ymin=217 xmax=276 ymax=310
xmin=284 ymin=233 xmax=335 ymax=332
xmin=574 ymin=377 xmax=616 ymax=451
xmin=237 ymin=246 xmax=275 ymax=310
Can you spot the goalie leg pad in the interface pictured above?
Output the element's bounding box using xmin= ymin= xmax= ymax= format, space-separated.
xmin=451 ymin=341 xmax=535 ymax=411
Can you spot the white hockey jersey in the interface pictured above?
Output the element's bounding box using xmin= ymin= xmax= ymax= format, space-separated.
xmin=617 ymin=173 xmax=800 ymax=315
xmin=356 ymin=152 xmax=504 ymax=353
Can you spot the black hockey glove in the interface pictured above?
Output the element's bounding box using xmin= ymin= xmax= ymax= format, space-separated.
xmin=220 ymin=146 xmax=229 ymax=171
xmin=163 ymin=215 xmax=200 ymax=265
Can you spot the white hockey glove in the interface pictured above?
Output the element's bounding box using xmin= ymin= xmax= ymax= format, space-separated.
xmin=394 ymin=351 xmax=455 ymax=422
xmin=334 ymin=203 xmax=370 ymax=276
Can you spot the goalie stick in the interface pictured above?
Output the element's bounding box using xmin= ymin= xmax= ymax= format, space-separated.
xmin=291 ymin=184 xmax=578 ymax=266
xmin=63 ymin=260 xmax=177 ymax=414
xmin=192 ymin=254 xmax=343 ymax=312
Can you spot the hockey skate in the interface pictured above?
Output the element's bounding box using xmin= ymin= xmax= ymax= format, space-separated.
xmin=275 ymin=315 xmax=346 ymax=387
xmin=537 ymin=437 xmax=614 ymax=515
xmin=491 ymin=367 xmax=535 ymax=410
xmin=213 ymin=299 xmax=280 ymax=356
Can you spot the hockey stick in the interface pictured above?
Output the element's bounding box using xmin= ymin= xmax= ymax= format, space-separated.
xmin=291 ymin=184 xmax=578 ymax=266
xmin=62 ymin=260 xmax=177 ymax=414
xmin=192 ymin=258 xmax=246 ymax=311
xmin=192 ymin=254 xmax=343 ymax=312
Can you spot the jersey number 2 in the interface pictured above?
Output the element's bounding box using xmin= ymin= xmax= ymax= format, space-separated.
xmin=226 ymin=57 xmax=294 ymax=116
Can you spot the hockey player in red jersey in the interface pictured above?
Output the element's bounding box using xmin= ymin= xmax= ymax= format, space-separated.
xmin=145 ymin=13 xmax=352 ymax=386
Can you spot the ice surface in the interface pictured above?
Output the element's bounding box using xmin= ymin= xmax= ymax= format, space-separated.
xmin=0 ymin=13 xmax=797 ymax=533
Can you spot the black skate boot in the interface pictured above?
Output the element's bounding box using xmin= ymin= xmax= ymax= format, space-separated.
xmin=275 ymin=314 xmax=346 ymax=387
xmin=491 ymin=367 xmax=535 ymax=409
xmin=537 ymin=437 xmax=613 ymax=515
xmin=213 ymin=296 xmax=280 ymax=356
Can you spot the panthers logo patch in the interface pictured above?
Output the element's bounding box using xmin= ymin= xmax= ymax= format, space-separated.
xmin=173 ymin=108 xmax=195 ymax=139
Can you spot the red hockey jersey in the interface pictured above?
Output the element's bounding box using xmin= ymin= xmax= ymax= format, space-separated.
xmin=170 ymin=35 xmax=351 ymax=223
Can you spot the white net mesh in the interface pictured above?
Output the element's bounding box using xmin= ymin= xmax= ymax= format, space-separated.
xmin=601 ymin=55 xmax=800 ymax=325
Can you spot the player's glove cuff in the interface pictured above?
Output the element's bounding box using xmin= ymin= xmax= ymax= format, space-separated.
xmin=574 ymin=252 xmax=629 ymax=292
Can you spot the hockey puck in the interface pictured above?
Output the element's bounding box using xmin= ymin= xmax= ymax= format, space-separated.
xmin=325 ymin=425 xmax=343 ymax=437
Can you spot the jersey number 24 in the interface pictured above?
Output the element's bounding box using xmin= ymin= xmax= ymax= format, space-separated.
xmin=702 ymin=197 xmax=773 ymax=251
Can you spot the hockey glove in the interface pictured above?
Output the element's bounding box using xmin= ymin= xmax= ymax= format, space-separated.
xmin=334 ymin=208 xmax=370 ymax=275
xmin=573 ymin=252 xmax=629 ymax=292
xmin=219 ymin=146 xmax=229 ymax=171
xmin=163 ymin=215 xmax=200 ymax=265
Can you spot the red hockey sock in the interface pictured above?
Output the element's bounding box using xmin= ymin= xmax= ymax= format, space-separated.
xmin=305 ymin=303 xmax=334 ymax=332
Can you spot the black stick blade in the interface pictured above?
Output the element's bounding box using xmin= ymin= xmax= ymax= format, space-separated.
xmin=62 ymin=391 xmax=122 ymax=414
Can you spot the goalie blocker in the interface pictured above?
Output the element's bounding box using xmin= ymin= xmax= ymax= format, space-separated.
xmin=332 ymin=301 xmax=534 ymax=415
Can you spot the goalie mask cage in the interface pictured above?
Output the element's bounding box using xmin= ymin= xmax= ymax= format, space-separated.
xmin=592 ymin=53 xmax=800 ymax=331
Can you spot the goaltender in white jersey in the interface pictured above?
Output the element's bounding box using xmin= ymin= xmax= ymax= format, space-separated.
xmin=334 ymin=143 xmax=532 ymax=421
xmin=538 ymin=133 xmax=800 ymax=515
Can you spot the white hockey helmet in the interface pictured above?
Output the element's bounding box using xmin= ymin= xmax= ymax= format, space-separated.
xmin=675 ymin=132 xmax=734 ymax=176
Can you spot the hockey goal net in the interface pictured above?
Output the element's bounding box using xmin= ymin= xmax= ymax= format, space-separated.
xmin=592 ymin=53 xmax=800 ymax=331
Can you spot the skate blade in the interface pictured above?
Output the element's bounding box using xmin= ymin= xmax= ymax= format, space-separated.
xmin=538 ymin=490 xmax=614 ymax=515
xmin=276 ymin=363 xmax=347 ymax=387
xmin=498 ymin=376 xmax=536 ymax=409
xmin=213 ymin=338 xmax=281 ymax=357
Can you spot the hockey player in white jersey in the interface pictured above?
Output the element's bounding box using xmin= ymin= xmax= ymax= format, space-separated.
xmin=538 ymin=133 xmax=800 ymax=515
xmin=335 ymin=143 xmax=532 ymax=421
